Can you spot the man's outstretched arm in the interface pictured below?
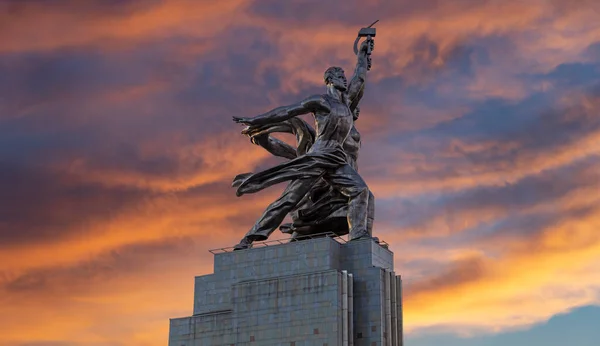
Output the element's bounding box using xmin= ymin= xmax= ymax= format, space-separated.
xmin=347 ymin=39 xmax=374 ymax=107
xmin=233 ymin=95 xmax=329 ymax=126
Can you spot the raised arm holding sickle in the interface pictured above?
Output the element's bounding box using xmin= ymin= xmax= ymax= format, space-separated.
xmin=230 ymin=36 xmax=375 ymax=250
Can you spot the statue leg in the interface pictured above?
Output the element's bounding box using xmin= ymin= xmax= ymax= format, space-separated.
xmin=234 ymin=176 xmax=319 ymax=249
xmin=325 ymin=164 xmax=370 ymax=240
xmin=367 ymin=190 xmax=375 ymax=236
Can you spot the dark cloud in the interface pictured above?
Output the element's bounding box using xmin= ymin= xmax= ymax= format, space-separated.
xmin=401 ymin=36 xmax=482 ymax=82
xmin=0 ymin=45 xmax=180 ymax=120
xmin=0 ymin=0 xmax=160 ymax=19
xmin=2 ymin=236 xmax=195 ymax=296
xmin=346 ymin=35 xmax=517 ymax=145
xmin=0 ymin=49 xmax=106 ymax=112
xmin=547 ymin=0 xmax=600 ymax=15
xmin=0 ymin=22 xmax=287 ymax=158
xmin=0 ymin=27 xmax=285 ymax=180
xmin=0 ymin=163 xmax=152 ymax=247
xmin=411 ymin=94 xmax=550 ymax=143
xmin=381 ymin=81 xmax=600 ymax=185
xmin=248 ymin=0 xmax=485 ymax=27
xmin=248 ymin=0 xmax=381 ymax=26
xmin=405 ymin=256 xmax=486 ymax=295
xmin=526 ymin=62 xmax=600 ymax=88
xmin=584 ymin=41 xmax=600 ymax=60
xmin=481 ymin=203 xmax=598 ymax=251
xmin=380 ymin=155 xmax=600 ymax=239
xmin=78 ymin=141 xmax=197 ymax=179
xmin=445 ymin=156 xmax=598 ymax=212
xmin=177 ymin=25 xmax=281 ymax=114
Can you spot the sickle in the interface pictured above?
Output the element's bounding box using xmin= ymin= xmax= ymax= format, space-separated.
xmin=353 ymin=36 xmax=362 ymax=56
xmin=353 ymin=19 xmax=379 ymax=55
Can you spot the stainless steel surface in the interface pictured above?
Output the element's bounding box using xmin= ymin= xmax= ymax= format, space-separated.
xmin=231 ymin=27 xmax=377 ymax=250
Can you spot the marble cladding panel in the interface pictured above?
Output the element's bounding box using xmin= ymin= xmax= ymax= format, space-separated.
xmin=213 ymin=237 xmax=342 ymax=279
xmin=340 ymin=239 xmax=394 ymax=272
xmin=232 ymin=270 xmax=344 ymax=345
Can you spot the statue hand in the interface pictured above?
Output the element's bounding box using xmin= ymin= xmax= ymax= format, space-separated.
xmin=360 ymin=38 xmax=374 ymax=53
xmin=241 ymin=125 xmax=265 ymax=136
xmin=232 ymin=116 xmax=255 ymax=125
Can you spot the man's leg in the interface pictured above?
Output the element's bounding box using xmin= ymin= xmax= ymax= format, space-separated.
xmin=325 ymin=164 xmax=371 ymax=240
xmin=367 ymin=191 xmax=375 ymax=235
xmin=234 ymin=177 xmax=318 ymax=249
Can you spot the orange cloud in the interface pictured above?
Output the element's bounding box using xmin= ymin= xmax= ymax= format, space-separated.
xmin=0 ymin=238 xmax=205 ymax=345
xmin=0 ymin=0 xmax=248 ymax=53
xmin=403 ymin=204 xmax=600 ymax=333
xmin=0 ymin=184 xmax=290 ymax=345
xmin=0 ymin=185 xmax=280 ymax=274
xmin=61 ymin=132 xmax=273 ymax=191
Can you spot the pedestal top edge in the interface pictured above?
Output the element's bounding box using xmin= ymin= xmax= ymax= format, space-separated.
xmin=209 ymin=233 xmax=346 ymax=254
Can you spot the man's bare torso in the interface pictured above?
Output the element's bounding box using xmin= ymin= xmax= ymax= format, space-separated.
xmin=309 ymin=95 xmax=354 ymax=154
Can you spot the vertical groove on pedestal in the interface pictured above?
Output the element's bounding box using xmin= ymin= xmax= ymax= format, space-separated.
xmin=348 ymin=273 xmax=354 ymax=346
xmin=379 ymin=270 xmax=385 ymax=343
xmin=396 ymin=275 xmax=403 ymax=346
xmin=384 ymin=270 xmax=392 ymax=346
xmin=342 ymin=270 xmax=349 ymax=346
xmin=390 ymin=272 xmax=398 ymax=346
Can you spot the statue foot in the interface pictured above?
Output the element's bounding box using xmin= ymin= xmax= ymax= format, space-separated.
xmin=279 ymin=223 xmax=294 ymax=234
xmin=350 ymin=231 xmax=377 ymax=242
xmin=233 ymin=237 xmax=252 ymax=251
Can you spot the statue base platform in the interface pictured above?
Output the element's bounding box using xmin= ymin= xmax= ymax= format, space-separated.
xmin=168 ymin=235 xmax=403 ymax=345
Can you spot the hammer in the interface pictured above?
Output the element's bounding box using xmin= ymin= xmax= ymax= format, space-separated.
xmin=353 ymin=19 xmax=378 ymax=69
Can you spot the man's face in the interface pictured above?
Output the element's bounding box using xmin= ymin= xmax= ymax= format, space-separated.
xmin=330 ymin=71 xmax=347 ymax=91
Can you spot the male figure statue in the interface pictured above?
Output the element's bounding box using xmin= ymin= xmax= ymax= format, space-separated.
xmin=236 ymin=106 xmax=375 ymax=238
xmin=282 ymin=106 xmax=376 ymax=238
xmin=232 ymin=39 xmax=374 ymax=250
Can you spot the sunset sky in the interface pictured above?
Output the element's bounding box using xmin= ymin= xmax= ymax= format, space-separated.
xmin=1 ymin=0 xmax=599 ymax=345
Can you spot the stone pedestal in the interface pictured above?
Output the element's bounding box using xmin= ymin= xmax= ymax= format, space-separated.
xmin=169 ymin=237 xmax=403 ymax=346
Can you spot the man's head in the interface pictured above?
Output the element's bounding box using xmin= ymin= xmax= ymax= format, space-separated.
xmin=324 ymin=66 xmax=347 ymax=91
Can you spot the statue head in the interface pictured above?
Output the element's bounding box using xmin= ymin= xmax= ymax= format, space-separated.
xmin=353 ymin=106 xmax=360 ymax=121
xmin=324 ymin=66 xmax=347 ymax=91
